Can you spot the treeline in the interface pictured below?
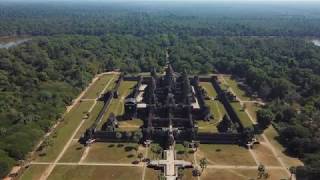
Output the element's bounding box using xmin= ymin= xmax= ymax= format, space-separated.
xmin=168 ymin=36 xmax=320 ymax=179
xmin=0 ymin=35 xmax=165 ymax=177
xmin=1 ymin=2 xmax=320 ymax=37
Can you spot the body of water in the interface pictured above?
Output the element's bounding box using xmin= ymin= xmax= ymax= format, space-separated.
xmin=312 ymin=39 xmax=320 ymax=47
xmin=0 ymin=38 xmax=31 ymax=49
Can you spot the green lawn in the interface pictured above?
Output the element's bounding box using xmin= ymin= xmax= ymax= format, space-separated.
xmin=59 ymin=141 xmax=85 ymax=162
xmin=19 ymin=165 xmax=48 ymax=180
xmin=197 ymin=120 xmax=218 ymax=133
xmin=47 ymin=166 xmax=143 ymax=180
xmin=84 ymin=142 xmax=146 ymax=163
xmin=82 ymin=74 xmax=116 ymax=99
xmin=35 ymin=101 xmax=94 ymax=162
xmin=117 ymin=119 xmax=144 ymax=132
xmin=223 ymin=76 xmax=251 ymax=101
xmin=197 ymin=144 xmax=256 ymax=166
xmin=230 ymin=102 xmax=253 ymax=129
xmin=264 ymin=126 xmax=303 ymax=167
xmin=244 ymin=102 xmax=260 ymax=122
xmin=200 ymin=82 xmax=217 ymax=98
xmin=75 ymin=101 xmax=104 ymax=138
xmin=200 ymin=82 xmax=226 ymax=122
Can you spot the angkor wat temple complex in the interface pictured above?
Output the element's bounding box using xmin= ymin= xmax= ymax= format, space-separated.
xmin=80 ymin=64 xmax=256 ymax=147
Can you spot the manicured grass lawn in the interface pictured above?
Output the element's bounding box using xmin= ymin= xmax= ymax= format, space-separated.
xmin=47 ymin=165 xmax=143 ymax=180
xmin=200 ymin=82 xmax=217 ymax=98
xmin=200 ymin=82 xmax=226 ymax=122
xmin=252 ymin=143 xmax=280 ymax=166
xmin=264 ymin=126 xmax=303 ymax=167
xmin=83 ymin=74 xmax=116 ymax=99
xmin=223 ymin=76 xmax=251 ymax=101
xmin=35 ymin=101 xmax=94 ymax=162
xmin=197 ymin=120 xmax=218 ymax=133
xmin=84 ymin=142 xmax=146 ymax=163
xmin=75 ymin=101 xmax=104 ymax=138
xmin=19 ymin=165 xmax=48 ymax=180
xmin=117 ymin=119 xmax=144 ymax=131
xmin=230 ymin=102 xmax=253 ymax=129
xmin=196 ymin=144 xmax=256 ymax=166
xmin=59 ymin=141 xmax=85 ymax=162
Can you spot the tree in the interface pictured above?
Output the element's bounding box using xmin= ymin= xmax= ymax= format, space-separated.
xmin=257 ymin=109 xmax=274 ymax=129
xmin=257 ymin=164 xmax=269 ymax=179
xmin=199 ymin=158 xmax=208 ymax=172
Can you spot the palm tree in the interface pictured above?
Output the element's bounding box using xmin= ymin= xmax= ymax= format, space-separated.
xmin=199 ymin=158 xmax=208 ymax=172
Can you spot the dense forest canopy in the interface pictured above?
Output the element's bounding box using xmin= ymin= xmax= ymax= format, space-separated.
xmin=1 ymin=1 xmax=320 ymax=37
xmin=0 ymin=1 xmax=320 ymax=179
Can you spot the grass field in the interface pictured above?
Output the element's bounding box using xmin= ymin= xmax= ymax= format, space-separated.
xmin=84 ymin=142 xmax=146 ymax=163
xmin=197 ymin=120 xmax=218 ymax=133
xmin=35 ymin=101 xmax=94 ymax=162
xmin=196 ymin=144 xmax=256 ymax=166
xmin=75 ymin=101 xmax=104 ymax=138
xmin=230 ymin=102 xmax=253 ymax=129
xmin=83 ymin=74 xmax=117 ymax=99
xmin=222 ymin=76 xmax=251 ymax=101
xmin=252 ymin=143 xmax=281 ymax=166
xmin=47 ymin=166 xmax=143 ymax=180
xmin=244 ymin=102 xmax=260 ymax=122
xmin=264 ymin=126 xmax=303 ymax=167
xmin=201 ymin=168 xmax=288 ymax=180
xmin=175 ymin=144 xmax=194 ymax=162
xmin=117 ymin=119 xmax=144 ymax=131
xmin=144 ymin=168 xmax=160 ymax=180
xmin=200 ymin=82 xmax=217 ymax=98
xmin=199 ymin=82 xmax=226 ymax=130
xmin=59 ymin=141 xmax=85 ymax=162
xmin=19 ymin=165 xmax=49 ymax=180
xmin=82 ymin=74 xmax=116 ymax=99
